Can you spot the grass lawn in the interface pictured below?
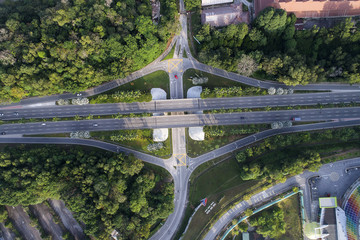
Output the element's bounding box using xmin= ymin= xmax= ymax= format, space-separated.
xmin=189 ymin=157 xmax=244 ymax=204
xmin=184 ymin=69 xmax=245 ymax=96
xmin=90 ymin=70 xmax=170 ymax=98
xmin=276 ymin=194 xmax=303 ymax=240
xmin=186 ymin=124 xmax=268 ymax=157
xmin=183 ymin=49 xmax=187 ymax=58
xmin=183 ymin=68 xmax=266 ymax=97
xmin=181 ymin=157 xmax=260 ymax=240
xmin=163 ymin=45 xmax=175 ymax=60
xmin=91 ymin=129 xmax=172 ymax=158
xmin=245 ymin=193 xmax=302 ymax=240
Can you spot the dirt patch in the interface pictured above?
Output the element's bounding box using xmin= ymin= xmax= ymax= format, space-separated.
xmin=29 ymin=204 xmax=63 ymax=240
xmin=5 ymin=205 xmax=42 ymax=240
xmin=48 ymin=199 xmax=85 ymax=240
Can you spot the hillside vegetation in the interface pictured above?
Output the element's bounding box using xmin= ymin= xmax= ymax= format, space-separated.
xmin=0 ymin=145 xmax=174 ymax=239
xmin=194 ymin=7 xmax=360 ymax=85
xmin=0 ymin=0 xmax=178 ymax=103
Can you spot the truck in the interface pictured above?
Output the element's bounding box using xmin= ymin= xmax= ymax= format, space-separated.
xmin=292 ymin=117 xmax=301 ymax=121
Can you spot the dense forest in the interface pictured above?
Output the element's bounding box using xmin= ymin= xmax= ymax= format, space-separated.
xmin=194 ymin=7 xmax=360 ymax=85
xmin=0 ymin=0 xmax=178 ymax=103
xmin=0 ymin=145 xmax=174 ymax=239
xmin=235 ymin=126 xmax=360 ymax=182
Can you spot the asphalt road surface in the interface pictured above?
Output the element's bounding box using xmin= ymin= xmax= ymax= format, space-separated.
xmin=3 ymin=119 xmax=360 ymax=240
xmin=1 ymin=92 xmax=359 ymax=120
xmin=48 ymin=199 xmax=85 ymax=240
xmin=204 ymin=157 xmax=360 ymax=240
xmin=2 ymin=107 xmax=360 ymax=135
xmin=29 ymin=204 xmax=63 ymax=240
xmin=5 ymin=206 xmax=42 ymax=240
xmin=0 ymin=223 xmax=15 ymax=240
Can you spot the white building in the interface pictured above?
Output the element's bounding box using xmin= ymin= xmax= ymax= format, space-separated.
xmin=202 ymin=0 xmax=233 ymax=7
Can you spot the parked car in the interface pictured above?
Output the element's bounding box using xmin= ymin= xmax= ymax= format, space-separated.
xmin=174 ymin=75 xmax=178 ymax=79
xmin=1 ymin=132 xmax=6 ymax=135
xmin=14 ymin=112 xmax=18 ymax=116
xmin=41 ymin=123 xmax=46 ymax=126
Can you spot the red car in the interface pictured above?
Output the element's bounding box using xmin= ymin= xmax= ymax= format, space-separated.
xmin=174 ymin=75 xmax=178 ymax=79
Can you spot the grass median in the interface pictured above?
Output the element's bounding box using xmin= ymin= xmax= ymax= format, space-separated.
xmin=178 ymin=156 xmax=260 ymax=240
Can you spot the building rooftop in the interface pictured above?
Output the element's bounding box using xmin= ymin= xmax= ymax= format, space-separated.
xmin=319 ymin=197 xmax=338 ymax=208
xmin=201 ymin=5 xmax=249 ymax=27
xmin=254 ymin=0 xmax=360 ymax=18
xmin=202 ymin=0 xmax=233 ymax=6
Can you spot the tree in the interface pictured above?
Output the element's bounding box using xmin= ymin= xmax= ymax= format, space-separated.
xmin=249 ymin=207 xmax=286 ymax=238
xmin=237 ymin=54 xmax=258 ymax=76
xmin=244 ymin=209 xmax=253 ymax=216
xmin=0 ymin=145 xmax=174 ymax=239
xmin=268 ymin=87 xmax=276 ymax=95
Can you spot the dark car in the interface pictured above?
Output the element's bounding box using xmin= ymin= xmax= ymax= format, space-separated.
xmin=240 ymin=117 xmax=245 ymax=119
xmin=1 ymin=132 xmax=6 ymax=135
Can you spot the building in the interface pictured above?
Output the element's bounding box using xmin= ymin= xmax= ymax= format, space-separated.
xmin=201 ymin=4 xmax=249 ymax=27
xmin=242 ymin=232 xmax=250 ymax=240
xmin=254 ymin=0 xmax=360 ymax=18
xmin=202 ymin=0 xmax=233 ymax=7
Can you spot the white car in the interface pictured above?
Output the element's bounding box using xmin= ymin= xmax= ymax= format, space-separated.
xmin=93 ymin=123 xmax=98 ymax=127
xmin=77 ymin=93 xmax=82 ymax=96
xmin=41 ymin=123 xmax=46 ymax=126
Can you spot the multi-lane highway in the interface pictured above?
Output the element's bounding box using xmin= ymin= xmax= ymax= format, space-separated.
xmin=1 ymin=92 xmax=360 ymax=120
xmin=2 ymin=1 xmax=360 ymax=239
xmin=2 ymin=107 xmax=360 ymax=135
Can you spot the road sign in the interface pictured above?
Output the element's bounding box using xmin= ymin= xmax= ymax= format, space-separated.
xmin=201 ymin=198 xmax=207 ymax=206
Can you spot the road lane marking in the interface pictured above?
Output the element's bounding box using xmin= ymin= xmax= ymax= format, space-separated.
xmin=174 ymin=153 xmax=187 ymax=166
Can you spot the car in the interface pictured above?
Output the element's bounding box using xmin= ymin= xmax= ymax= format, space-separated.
xmin=1 ymin=132 xmax=6 ymax=135
xmin=93 ymin=123 xmax=98 ymax=127
xmin=174 ymin=75 xmax=178 ymax=79
xmin=14 ymin=112 xmax=18 ymax=116
xmin=0 ymin=113 xmax=3 ymax=116
xmin=240 ymin=117 xmax=245 ymax=119
xmin=76 ymin=93 xmax=82 ymax=96
xmin=41 ymin=123 xmax=46 ymax=126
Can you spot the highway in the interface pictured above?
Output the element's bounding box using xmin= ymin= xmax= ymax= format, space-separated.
xmin=1 ymin=1 xmax=360 ymax=239
xmin=3 ymin=119 xmax=360 ymax=240
xmin=2 ymin=107 xmax=360 ymax=135
xmin=1 ymin=92 xmax=360 ymax=120
xmin=189 ymin=119 xmax=360 ymax=170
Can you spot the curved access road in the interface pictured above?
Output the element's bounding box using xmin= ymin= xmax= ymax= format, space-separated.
xmin=1 ymin=92 xmax=359 ymax=120
xmin=3 ymin=119 xmax=360 ymax=240
xmin=0 ymin=137 xmax=169 ymax=170
xmin=2 ymin=107 xmax=360 ymax=135
xmin=189 ymin=119 xmax=360 ymax=170
xmin=203 ymin=157 xmax=360 ymax=240
xmin=2 ymin=53 xmax=360 ymax=110
xmin=184 ymin=59 xmax=360 ymax=91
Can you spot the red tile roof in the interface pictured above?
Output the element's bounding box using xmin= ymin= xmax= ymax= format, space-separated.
xmin=254 ymin=0 xmax=360 ymax=18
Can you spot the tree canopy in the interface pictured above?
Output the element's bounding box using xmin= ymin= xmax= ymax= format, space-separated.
xmin=194 ymin=7 xmax=360 ymax=85
xmin=0 ymin=0 xmax=178 ymax=103
xmin=0 ymin=145 xmax=174 ymax=239
xmin=249 ymin=206 xmax=286 ymax=238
